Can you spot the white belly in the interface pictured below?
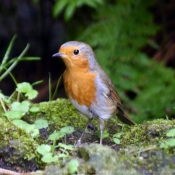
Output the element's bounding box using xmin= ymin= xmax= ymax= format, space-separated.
xmin=70 ymin=98 xmax=91 ymax=118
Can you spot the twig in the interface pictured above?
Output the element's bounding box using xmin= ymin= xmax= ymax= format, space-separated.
xmin=138 ymin=145 xmax=157 ymax=153
xmin=137 ymin=145 xmax=157 ymax=157
xmin=0 ymin=168 xmax=44 ymax=175
xmin=0 ymin=97 xmax=7 ymax=112
xmin=17 ymin=92 xmax=20 ymax=102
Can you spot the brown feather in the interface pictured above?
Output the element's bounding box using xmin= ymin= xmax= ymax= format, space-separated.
xmin=96 ymin=64 xmax=135 ymax=125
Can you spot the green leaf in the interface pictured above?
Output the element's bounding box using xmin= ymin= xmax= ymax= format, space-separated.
xmin=25 ymin=124 xmax=39 ymax=138
xmin=5 ymin=111 xmax=24 ymax=119
xmin=0 ymin=93 xmax=10 ymax=103
xmin=32 ymin=80 xmax=43 ymax=86
xmin=160 ymin=138 xmax=175 ymax=149
xmin=12 ymin=120 xmax=39 ymax=138
xmin=48 ymin=131 xmax=65 ymax=141
xmin=37 ymin=144 xmax=51 ymax=155
xmin=11 ymin=101 xmax=30 ymax=113
xmin=12 ymin=119 xmax=29 ymax=128
xmin=159 ymin=142 xmax=166 ymax=149
xmin=16 ymin=82 xmax=33 ymax=93
xmin=60 ymin=126 xmax=74 ymax=134
xmin=65 ymin=1 xmax=76 ymax=20
xmin=34 ymin=119 xmax=48 ymax=129
xmin=79 ymin=0 xmax=98 ymax=8
xmin=97 ymin=129 xmax=109 ymax=139
xmin=53 ymin=0 xmax=69 ymax=17
xmin=16 ymin=82 xmax=38 ymax=99
xmin=57 ymin=153 xmax=69 ymax=158
xmin=41 ymin=154 xmax=59 ymax=163
xmin=166 ymin=129 xmax=175 ymax=137
xmin=68 ymin=159 xmax=79 ymax=174
xmin=113 ymin=132 xmax=123 ymax=139
xmin=113 ymin=138 xmax=120 ymax=144
xmin=25 ymin=89 xmax=38 ymax=99
xmin=53 ymin=0 xmax=103 ymax=20
xmin=103 ymin=130 xmax=109 ymax=139
xmin=29 ymin=128 xmax=40 ymax=138
xmin=0 ymin=93 xmax=6 ymax=99
xmin=59 ymin=148 xmax=69 ymax=155
xmin=5 ymin=101 xmax=30 ymax=120
xmin=29 ymin=106 xmax=40 ymax=113
xmin=58 ymin=143 xmax=74 ymax=150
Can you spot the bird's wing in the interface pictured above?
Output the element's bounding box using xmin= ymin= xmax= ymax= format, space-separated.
xmin=96 ymin=64 xmax=135 ymax=125
xmin=96 ymin=64 xmax=122 ymax=105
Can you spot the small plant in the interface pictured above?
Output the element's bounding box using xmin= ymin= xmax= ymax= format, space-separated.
xmin=0 ymin=35 xmax=40 ymax=82
xmin=0 ymin=35 xmax=76 ymax=168
xmin=0 ymin=36 xmax=45 ymax=138
xmin=4 ymin=82 xmax=38 ymax=117
xmin=0 ymin=81 xmax=48 ymax=139
xmin=113 ymin=132 xmax=123 ymax=144
xmin=37 ymin=126 xmax=75 ymax=163
xmin=97 ymin=129 xmax=109 ymax=140
xmin=67 ymin=159 xmax=79 ymax=174
xmin=1 ymin=82 xmax=49 ymax=138
xmin=0 ymin=35 xmax=42 ymax=121
xmin=160 ymin=128 xmax=175 ymax=150
xmin=37 ymin=144 xmax=60 ymax=163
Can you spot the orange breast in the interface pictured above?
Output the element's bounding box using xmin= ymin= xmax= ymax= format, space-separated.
xmin=63 ymin=69 xmax=97 ymax=108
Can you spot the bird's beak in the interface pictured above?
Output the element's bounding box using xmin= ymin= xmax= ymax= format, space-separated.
xmin=52 ymin=52 xmax=64 ymax=58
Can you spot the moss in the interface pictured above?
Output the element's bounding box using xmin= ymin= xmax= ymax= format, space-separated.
xmin=0 ymin=117 xmax=44 ymax=171
xmin=28 ymin=100 xmax=175 ymax=149
xmin=44 ymin=144 xmax=139 ymax=175
xmin=44 ymin=143 xmax=175 ymax=175
xmin=27 ymin=99 xmax=89 ymax=131
xmin=1 ymin=98 xmax=175 ymax=173
xmin=120 ymin=119 xmax=175 ymax=148
xmin=24 ymin=99 xmax=101 ymax=144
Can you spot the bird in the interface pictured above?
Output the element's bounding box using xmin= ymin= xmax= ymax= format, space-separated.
xmin=52 ymin=41 xmax=135 ymax=145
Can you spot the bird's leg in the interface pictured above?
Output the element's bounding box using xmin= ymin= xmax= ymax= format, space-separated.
xmin=99 ymin=118 xmax=105 ymax=145
xmin=77 ymin=117 xmax=93 ymax=145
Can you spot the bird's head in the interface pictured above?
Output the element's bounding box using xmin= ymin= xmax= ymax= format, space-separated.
xmin=53 ymin=41 xmax=97 ymax=71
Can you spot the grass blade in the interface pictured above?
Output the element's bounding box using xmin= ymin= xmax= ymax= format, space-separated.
xmin=0 ymin=44 xmax=30 ymax=81
xmin=49 ymin=73 xmax=52 ymax=101
xmin=52 ymin=74 xmax=63 ymax=100
xmin=0 ymin=35 xmax=17 ymax=73
xmin=32 ymin=80 xmax=43 ymax=86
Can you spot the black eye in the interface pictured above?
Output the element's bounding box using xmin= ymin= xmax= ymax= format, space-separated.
xmin=74 ymin=49 xmax=79 ymax=55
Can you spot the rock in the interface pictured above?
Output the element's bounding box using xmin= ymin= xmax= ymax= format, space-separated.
xmin=44 ymin=144 xmax=137 ymax=175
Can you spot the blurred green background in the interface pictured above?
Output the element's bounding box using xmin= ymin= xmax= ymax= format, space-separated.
xmin=0 ymin=0 xmax=175 ymax=123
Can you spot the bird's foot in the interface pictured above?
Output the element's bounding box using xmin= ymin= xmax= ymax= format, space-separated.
xmin=75 ymin=138 xmax=88 ymax=147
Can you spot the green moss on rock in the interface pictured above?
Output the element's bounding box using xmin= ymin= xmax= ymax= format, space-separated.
xmin=121 ymin=119 xmax=175 ymax=148
xmin=44 ymin=144 xmax=139 ymax=175
xmin=0 ymin=117 xmax=44 ymax=171
xmin=28 ymin=99 xmax=89 ymax=132
xmin=1 ymin=97 xmax=175 ymax=173
xmin=44 ymin=143 xmax=175 ymax=175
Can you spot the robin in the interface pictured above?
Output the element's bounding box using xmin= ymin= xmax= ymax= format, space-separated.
xmin=53 ymin=41 xmax=135 ymax=145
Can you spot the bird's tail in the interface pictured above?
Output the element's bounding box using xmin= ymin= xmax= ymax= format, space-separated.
xmin=117 ymin=106 xmax=136 ymax=125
